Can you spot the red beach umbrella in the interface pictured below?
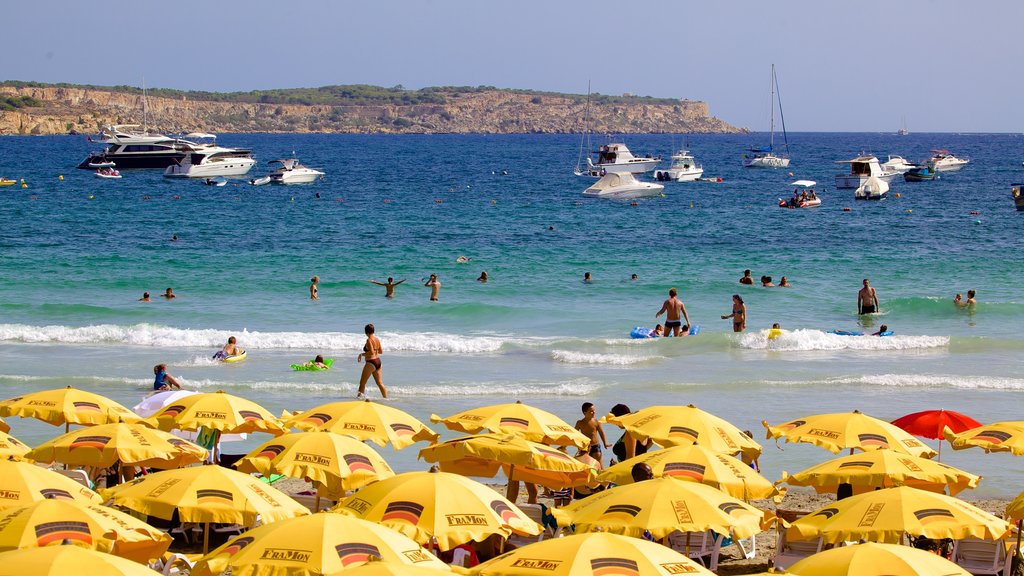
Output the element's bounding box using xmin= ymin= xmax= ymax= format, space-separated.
xmin=892 ymin=409 xmax=982 ymax=461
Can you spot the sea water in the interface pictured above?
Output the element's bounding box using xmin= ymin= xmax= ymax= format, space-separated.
xmin=1 ymin=132 xmax=1022 ymax=495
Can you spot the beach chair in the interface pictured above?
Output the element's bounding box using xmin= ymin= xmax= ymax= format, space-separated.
xmin=52 ymin=468 xmax=91 ymax=488
xmin=773 ymin=530 xmax=824 ymax=571
xmin=159 ymin=553 xmax=198 ymax=576
xmin=950 ymin=537 xmax=1008 ymax=575
xmin=666 ymin=530 xmax=723 ymax=571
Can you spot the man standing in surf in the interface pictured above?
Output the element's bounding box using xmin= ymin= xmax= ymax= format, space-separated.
xmin=858 ymin=278 xmax=879 ymax=314
xmin=656 ymin=288 xmax=691 ymax=337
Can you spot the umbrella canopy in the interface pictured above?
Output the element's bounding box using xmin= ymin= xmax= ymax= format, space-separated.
xmin=418 ymin=433 xmax=596 ymax=489
xmin=0 ymin=459 xmax=103 ymax=510
xmin=763 ymin=411 xmax=937 ymax=458
xmin=0 ymin=387 xmax=138 ymax=429
xmin=431 ymin=401 xmax=590 ymax=449
xmin=0 ymin=418 xmax=8 ymax=433
xmin=329 ymin=562 xmax=453 ymax=576
xmin=0 ymin=499 xmax=171 ymax=563
xmin=284 ymin=400 xmax=438 ymax=449
xmin=0 ymin=544 xmax=160 ymax=576
xmin=891 ymin=409 xmax=981 ymax=440
xmin=787 ymin=486 xmax=1010 ymax=544
xmin=779 ymin=449 xmax=980 ymax=496
xmin=235 ymin=431 xmax=395 ymax=498
xmin=551 ymin=476 xmax=765 ymax=540
xmin=131 ymin=389 xmax=198 ymax=417
xmin=1006 ymin=489 xmax=1024 ymax=522
xmin=944 ymin=421 xmax=1024 ymax=456
xmin=334 ymin=470 xmax=540 ymax=550
xmin=473 ymin=532 xmax=715 ymax=576
xmin=102 ymin=464 xmax=308 ymax=526
xmin=192 ymin=513 xmax=449 ymax=576
xmin=147 ymin=391 xmax=284 ymax=435
xmin=0 ymin=431 xmax=29 ymax=460
xmin=786 ymin=542 xmax=971 ymax=576
xmin=26 ymin=422 xmax=208 ymax=469
xmin=597 ymin=444 xmax=778 ymax=500
xmin=605 ymin=404 xmax=762 ymax=459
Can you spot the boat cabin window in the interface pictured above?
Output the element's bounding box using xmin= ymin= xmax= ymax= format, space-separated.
xmin=852 ymin=163 xmax=869 ymax=175
xmin=598 ymin=151 xmax=617 ymax=163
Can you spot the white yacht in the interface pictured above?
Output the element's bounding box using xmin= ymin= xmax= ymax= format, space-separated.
xmin=880 ymin=155 xmax=915 ymax=173
xmin=163 ymin=136 xmax=256 ymax=179
xmin=743 ymin=64 xmax=790 ymax=168
xmin=653 ymin=151 xmax=704 ymax=182
xmin=926 ymin=150 xmax=970 ymax=172
xmin=582 ymin=172 xmax=663 ymax=199
xmin=834 ymin=155 xmax=899 ymax=189
xmin=268 ymin=158 xmax=325 ymax=184
xmin=583 ymin=143 xmax=660 ymax=176
xmin=79 ymin=125 xmax=253 ymax=170
xmin=855 ymin=175 xmax=889 ymax=200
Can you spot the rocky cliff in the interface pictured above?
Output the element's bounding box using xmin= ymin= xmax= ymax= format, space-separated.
xmin=0 ymin=84 xmax=740 ymax=135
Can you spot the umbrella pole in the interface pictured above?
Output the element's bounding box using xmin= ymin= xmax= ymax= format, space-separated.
xmin=937 ymin=439 xmax=942 ymax=462
xmin=505 ymin=465 xmax=518 ymax=502
xmin=1014 ymin=519 xmax=1022 ymax=573
xmin=203 ymin=521 xmax=210 ymax=554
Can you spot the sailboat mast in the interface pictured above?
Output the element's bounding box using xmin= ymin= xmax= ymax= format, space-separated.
xmin=768 ymin=65 xmax=776 ymax=151
xmin=142 ymin=76 xmax=148 ymax=133
xmin=576 ymin=80 xmax=592 ymax=173
xmin=774 ymin=65 xmax=789 ymax=156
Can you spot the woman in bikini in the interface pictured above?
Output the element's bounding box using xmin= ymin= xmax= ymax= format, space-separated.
xmin=357 ymin=323 xmax=387 ymax=398
xmin=721 ymin=294 xmax=747 ymax=332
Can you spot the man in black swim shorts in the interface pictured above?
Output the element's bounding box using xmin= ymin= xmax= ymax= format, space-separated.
xmin=858 ymin=278 xmax=879 ymax=314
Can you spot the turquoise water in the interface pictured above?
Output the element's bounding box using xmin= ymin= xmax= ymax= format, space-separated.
xmin=1 ymin=132 xmax=1022 ymax=495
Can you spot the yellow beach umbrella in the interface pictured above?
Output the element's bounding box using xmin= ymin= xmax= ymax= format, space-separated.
xmin=330 ymin=562 xmax=453 ymax=576
xmin=779 ymin=448 xmax=980 ymax=496
xmin=0 ymin=544 xmax=160 ymax=576
xmin=0 ymin=387 xmax=139 ymax=431
xmin=418 ymin=433 xmax=596 ymax=489
xmin=0 ymin=459 xmax=102 ymax=510
xmin=0 ymin=499 xmax=171 ymax=563
xmin=192 ymin=513 xmax=449 ymax=576
xmin=334 ymin=470 xmax=540 ymax=550
xmin=285 ymin=400 xmax=438 ymax=449
xmin=147 ymin=390 xmax=284 ymax=435
xmin=431 ymin=401 xmax=590 ymax=449
xmin=551 ymin=476 xmax=765 ymax=540
xmin=597 ymin=444 xmax=778 ymax=500
xmin=26 ymin=422 xmax=207 ymax=470
xmin=787 ymin=486 xmax=1010 ymax=544
xmin=604 ymin=404 xmax=762 ymax=459
xmin=786 ymin=542 xmax=972 ymax=576
xmin=235 ymin=431 xmax=395 ymax=499
xmin=944 ymin=421 xmax=1024 ymax=456
xmin=473 ymin=532 xmax=715 ymax=576
xmin=0 ymin=431 xmax=30 ymax=460
xmin=1005 ymin=489 xmax=1024 ymax=522
xmin=0 ymin=417 xmax=9 ymax=433
xmin=763 ymin=411 xmax=937 ymax=458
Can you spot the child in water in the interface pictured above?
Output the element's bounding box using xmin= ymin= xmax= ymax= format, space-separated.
xmin=153 ymin=364 xmax=182 ymax=391
xmin=767 ymin=323 xmax=784 ymax=340
xmin=308 ymin=355 xmax=329 ymax=369
xmin=213 ymin=336 xmax=242 ymax=360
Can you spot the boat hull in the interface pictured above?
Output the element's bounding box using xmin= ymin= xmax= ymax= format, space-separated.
xmin=582 ymin=183 xmax=664 ymax=199
xmin=79 ymin=152 xmax=187 ymax=170
xmin=835 ymin=172 xmax=899 ymax=189
xmin=586 ymin=159 xmax=660 ymax=176
xmin=271 ymin=171 xmax=324 ymax=184
xmin=779 ymin=198 xmax=821 ymax=209
xmin=653 ymin=167 xmax=704 ymax=182
xmin=743 ymin=155 xmax=790 ymax=168
xmin=164 ymin=157 xmax=256 ymax=178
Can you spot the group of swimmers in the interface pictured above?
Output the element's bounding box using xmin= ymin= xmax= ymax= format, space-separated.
xmin=739 ymin=269 xmax=791 ymax=288
xmin=309 ymin=270 xmax=488 ymax=303
xmin=139 ymin=288 xmax=176 ymax=301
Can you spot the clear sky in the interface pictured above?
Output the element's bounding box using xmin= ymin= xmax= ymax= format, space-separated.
xmin=8 ymin=0 xmax=1024 ymax=132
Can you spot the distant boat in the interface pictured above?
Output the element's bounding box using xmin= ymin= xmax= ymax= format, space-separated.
xmin=268 ymin=158 xmax=324 ymax=184
xmin=779 ymin=180 xmax=821 ymax=209
xmin=582 ymin=172 xmax=663 ymax=199
xmin=881 ymin=155 xmax=915 ymax=173
xmin=653 ymin=150 xmax=704 ymax=182
xmin=897 ymin=116 xmax=909 ymax=136
xmin=834 ymin=155 xmax=900 ymax=189
xmin=904 ymin=166 xmax=938 ymax=182
xmin=926 ymin=150 xmax=970 ymax=172
xmin=1012 ymin=184 xmax=1024 ymax=211
xmin=743 ymin=64 xmax=790 ymax=168
xmin=855 ymin=176 xmax=889 ymax=200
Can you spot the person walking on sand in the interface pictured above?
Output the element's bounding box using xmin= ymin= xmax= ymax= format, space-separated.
xmin=575 ymin=402 xmax=610 ymax=464
xmin=424 ymin=274 xmax=441 ymax=301
xmin=858 ymin=278 xmax=879 ymax=314
xmin=357 ymin=323 xmax=387 ymax=399
xmin=310 ymin=276 xmax=319 ymax=300
xmin=721 ymin=294 xmax=747 ymax=332
xmin=371 ymin=277 xmax=406 ymax=298
xmin=161 ymin=288 xmax=176 ymax=299
xmin=152 ymin=364 xmax=182 ymax=391
xmin=656 ymin=288 xmax=691 ymax=337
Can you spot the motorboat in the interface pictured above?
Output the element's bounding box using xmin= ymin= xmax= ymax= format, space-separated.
xmin=880 ymin=155 xmax=915 ymax=173
xmin=779 ymin=180 xmax=821 ymax=208
xmin=582 ymin=172 xmax=664 ymax=199
xmin=204 ymin=177 xmax=227 ymax=187
xmin=163 ymin=150 xmax=256 ymax=178
xmin=904 ymin=166 xmax=938 ymax=182
xmin=268 ymin=158 xmax=325 ymax=184
xmin=583 ymin=143 xmax=660 ymax=176
xmin=0 ymin=178 xmax=16 ymax=186
xmin=855 ymin=175 xmax=888 ymax=200
xmin=249 ymin=176 xmax=271 ymax=186
xmin=1013 ymin=184 xmax=1024 ymax=211
xmin=743 ymin=64 xmax=790 ymax=168
xmin=95 ymin=167 xmax=121 ymax=179
xmin=78 ymin=126 xmax=253 ymax=170
xmin=926 ymin=150 xmax=970 ymax=172
xmin=653 ymin=150 xmax=703 ymax=182
xmin=87 ymin=161 xmax=117 ymax=169
xmin=834 ymin=155 xmax=899 ymax=189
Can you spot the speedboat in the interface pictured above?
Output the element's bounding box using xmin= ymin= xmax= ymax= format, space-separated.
xmin=582 ymin=172 xmax=664 ymax=199
xmin=904 ymin=166 xmax=938 ymax=182
xmin=0 ymin=178 xmax=16 ymax=186
xmin=583 ymin=143 xmax=660 ymax=176
xmin=1013 ymin=184 xmax=1024 ymax=211
xmin=268 ymin=158 xmax=324 ymax=184
xmin=79 ymin=126 xmax=253 ymax=170
xmin=249 ymin=176 xmax=271 ymax=186
xmin=95 ymin=167 xmax=121 ymax=179
xmin=834 ymin=155 xmax=899 ymax=189
xmin=926 ymin=150 xmax=970 ymax=172
xmin=880 ymin=155 xmax=915 ymax=173
xmin=855 ymin=175 xmax=888 ymax=200
xmin=653 ymin=150 xmax=704 ymax=182
xmin=204 ymin=177 xmax=227 ymax=187
xmin=779 ymin=180 xmax=821 ymax=208
xmin=164 ymin=150 xmax=256 ymax=178
xmin=87 ymin=161 xmax=117 ymax=169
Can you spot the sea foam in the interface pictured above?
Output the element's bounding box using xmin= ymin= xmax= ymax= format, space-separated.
xmin=737 ymin=328 xmax=949 ymax=351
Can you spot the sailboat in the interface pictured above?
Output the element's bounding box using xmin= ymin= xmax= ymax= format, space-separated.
xmin=574 ymin=82 xmax=594 ymax=176
xmin=897 ymin=116 xmax=909 ymax=136
xmin=743 ymin=64 xmax=790 ymax=168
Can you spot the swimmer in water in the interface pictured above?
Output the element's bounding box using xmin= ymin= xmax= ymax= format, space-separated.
xmin=213 ymin=336 xmax=241 ymax=360
xmin=739 ymin=270 xmax=754 ymax=285
xmin=424 ymin=274 xmax=441 ymax=301
xmin=456 ymin=255 xmax=471 ymax=263
xmin=153 ymin=364 xmax=182 ymax=391
xmin=954 ymin=293 xmax=964 ymax=307
xmin=139 ymin=292 xmax=151 ymax=302
xmin=767 ymin=323 xmax=783 ymax=340
xmin=779 ymin=276 xmax=791 ymax=287
xmin=858 ymin=278 xmax=879 ymax=314
xmin=721 ymin=294 xmax=747 ymax=332
xmin=871 ymin=324 xmax=889 ymax=336
xmin=162 ymin=288 xmax=176 ymax=299
xmin=477 ymin=271 xmax=488 ymax=283
xmin=310 ymin=276 xmax=319 ymax=300
xmin=584 ymin=272 xmax=592 ymax=284
xmin=370 ymin=277 xmax=406 ymax=298
xmin=966 ymin=289 xmax=977 ymax=306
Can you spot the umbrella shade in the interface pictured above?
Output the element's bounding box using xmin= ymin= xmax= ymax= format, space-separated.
xmin=473 ymin=532 xmax=715 ymax=576
xmin=605 ymin=404 xmax=762 ymax=459
xmin=944 ymin=421 xmax=1024 ymax=456
xmin=418 ymin=433 xmax=596 ymax=489
xmin=0 ymin=545 xmax=160 ymax=576
xmin=330 ymin=563 xmax=453 ymax=576
xmin=284 ymin=400 xmax=438 ymax=449
xmin=27 ymin=422 xmax=208 ymax=469
xmin=779 ymin=449 xmax=980 ymax=496
xmin=0 ymin=499 xmax=171 ymax=563
xmin=787 ymin=486 xmax=1010 ymax=544
xmin=597 ymin=444 xmax=778 ymax=500
xmin=0 ymin=459 xmax=103 ymax=510
xmin=431 ymin=401 xmax=590 ymax=449
xmin=891 ymin=410 xmax=981 ymax=441
xmin=192 ymin=513 xmax=449 ymax=576
xmin=764 ymin=411 xmax=937 ymax=458
xmin=551 ymin=476 xmax=765 ymax=540
xmin=102 ymin=465 xmax=308 ymax=525
xmin=334 ymin=471 xmax=540 ymax=550
xmin=147 ymin=391 xmax=284 ymax=435
xmin=0 ymin=417 xmax=8 ymax=433
xmin=0 ymin=431 xmax=29 ymax=460
xmin=786 ymin=541 xmax=972 ymax=576
xmin=235 ymin=431 xmax=395 ymax=498
xmin=0 ymin=387 xmax=138 ymax=428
